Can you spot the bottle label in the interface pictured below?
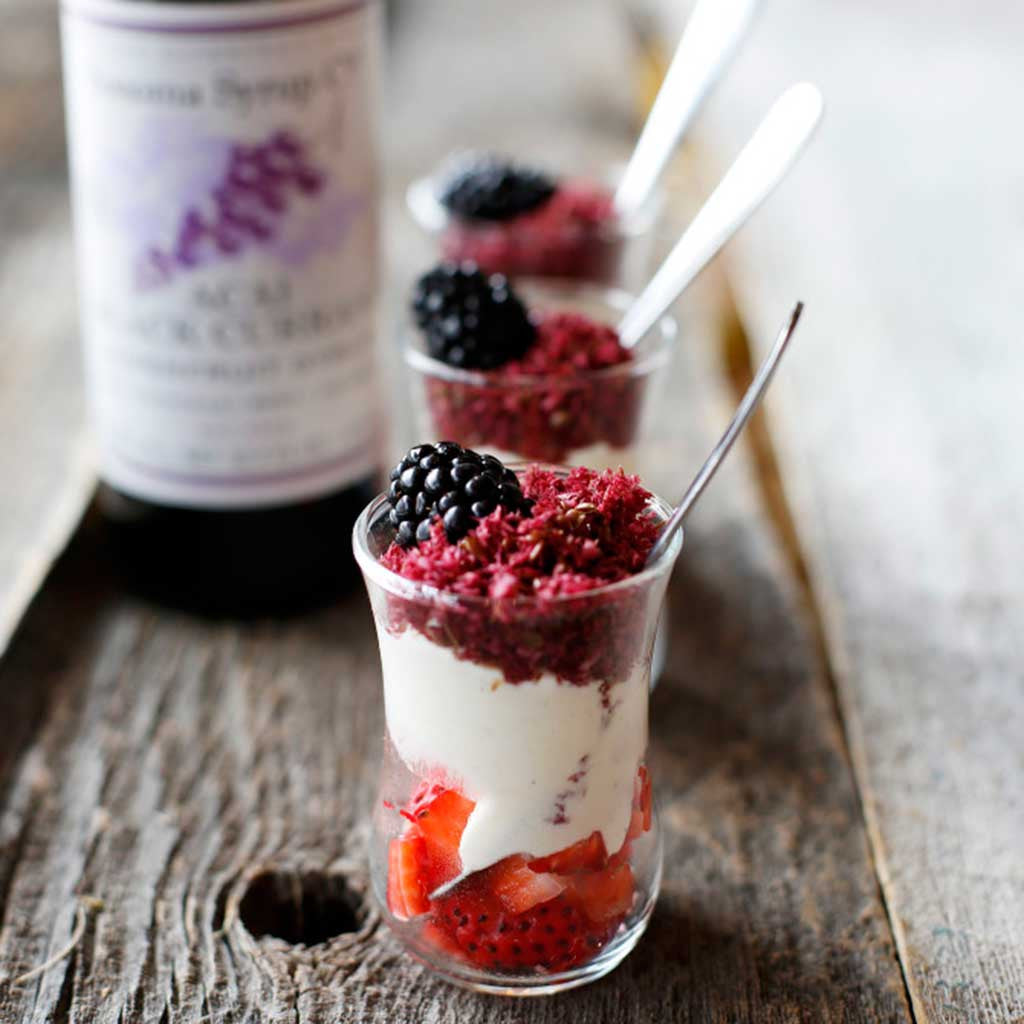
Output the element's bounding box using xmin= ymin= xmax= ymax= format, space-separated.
xmin=61 ymin=0 xmax=379 ymax=508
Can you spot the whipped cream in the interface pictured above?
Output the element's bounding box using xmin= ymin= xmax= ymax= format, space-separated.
xmin=376 ymin=627 xmax=647 ymax=877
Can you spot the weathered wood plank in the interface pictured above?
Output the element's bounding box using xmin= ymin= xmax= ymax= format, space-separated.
xmin=0 ymin=0 xmax=911 ymax=1020
xmin=696 ymin=1 xmax=1024 ymax=1019
xmin=0 ymin=308 xmax=910 ymax=1022
xmin=0 ymin=0 xmax=93 ymax=659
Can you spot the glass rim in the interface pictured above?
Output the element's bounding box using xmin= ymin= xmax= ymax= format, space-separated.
xmin=352 ymin=463 xmax=683 ymax=610
xmin=405 ymin=162 xmax=663 ymax=242
xmin=403 ymin=279 xmax=676 ymax=388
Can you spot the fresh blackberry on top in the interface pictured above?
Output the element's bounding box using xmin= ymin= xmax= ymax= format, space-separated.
xmin=387 ymin=442 xmax=531 ymax=547
xmin=439 ymin=154 xmax=557 ymax=222
xmin=411 ymin=263 xmax=536 ymax=370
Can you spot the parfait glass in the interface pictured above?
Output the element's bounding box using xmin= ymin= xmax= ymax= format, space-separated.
xmin=406 ymin=168 xmax=662 ymax=290
xmin=404 ymin=280 xmax=676 ymax=475
xmin=352 ymin=470 xmax=682 ymax=995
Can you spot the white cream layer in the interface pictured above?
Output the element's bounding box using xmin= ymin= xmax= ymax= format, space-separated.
xmin=378 ymin=628 xmax=646 ymax=877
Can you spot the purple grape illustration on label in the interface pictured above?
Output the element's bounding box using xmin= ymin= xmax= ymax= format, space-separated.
xmin=136 ymin=130 xmax=343 ymax=289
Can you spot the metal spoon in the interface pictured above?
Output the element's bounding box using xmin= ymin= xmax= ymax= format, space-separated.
xmin=619 ymin=82 xmax=823 ymax=350
xmin=645 ymin=302 xmax=805 ymax=567
xmin=614 ymin=0 xmax=759 ymax=219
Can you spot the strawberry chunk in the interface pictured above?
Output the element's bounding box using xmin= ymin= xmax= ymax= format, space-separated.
xmin=433 ymin=889 xmax=616 ymax=973
xmin=528 ymin=831 xmax=608 ymax=875
xmin=420 ymin=920 xmax=465 ymax=958
xmin=489 ymin=855 xmax=565 ymax=914
xmin=415 ymin=788 xmax=475 ymax=890
xmin=607 ymin=838 xmax=632 ymax=870
xmin=570 ymin=862 xmax=635 ymax=922
xmin=387 ymin=834 xmax=429 ymax=920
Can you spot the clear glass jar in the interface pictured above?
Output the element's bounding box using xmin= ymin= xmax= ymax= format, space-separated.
xmin=403 ymin=280 xmax=675 ymax=473
xmin=352 ymin=471 xmax=682 ymax=995
xmin=406 ymin=167 xmax=662 ymax=291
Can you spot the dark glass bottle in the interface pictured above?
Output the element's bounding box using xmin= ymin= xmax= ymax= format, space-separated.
xmin=61 ymin=0 xmax=381 ymax=614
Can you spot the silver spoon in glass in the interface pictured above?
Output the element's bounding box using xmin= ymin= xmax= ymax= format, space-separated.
xmin=645 ymin=302 xmax=804 ymax=567
xmin=619 ymin=82 xmax=823 ymax=350
xmin=614 ymin=0 xmax=759 ymax=219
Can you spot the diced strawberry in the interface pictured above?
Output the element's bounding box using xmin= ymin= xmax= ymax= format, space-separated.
xmin=528 ymin=831 xmax=608 ymax=875
xmin=420 ymin=920 xmax=465 ymax=958
xmin=489 ymin=855 xmax=566 ymax=914
xmin=415 ymin=788 xmax=475 ymax=890
xmin=432 ymin=888 xmax=615 ymax=973
xmin=607 ymin=837 xmax=632 ymax=870
xmin=570 ymin=862 xmax=635 ymax=922
xmin=387 ymin=834 xmax=429 ymax=920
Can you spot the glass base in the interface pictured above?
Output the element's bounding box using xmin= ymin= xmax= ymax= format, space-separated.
xmin=384 ymin=855 xmax=661 ymax=997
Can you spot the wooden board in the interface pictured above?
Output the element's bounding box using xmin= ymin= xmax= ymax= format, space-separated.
xmin=0 ymin=0 xmax=913 ymax=1020
xmin=694 ymin=1 xmax=1024 ymax=1019
xmin=0 ymin=0 xmax=94 ymax=659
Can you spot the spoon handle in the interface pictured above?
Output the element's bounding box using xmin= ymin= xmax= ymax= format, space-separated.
xmin=645 ymin=302 xmax=804 ymax=568
xmin=619 ymin=83 xmax=823 ymax=350
xmin=614 ymin=0 xmax=759 ymax=219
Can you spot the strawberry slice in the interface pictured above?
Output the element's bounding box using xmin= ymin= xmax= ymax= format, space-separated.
xmin=570 ymin=862 xmax=635 ymax=922
xmin=415 ymin=788 xmax=475 ymax=890
xmin=433 ymin=888 xmax=615 ymax=973
xmin=420 ymin=920 xmax=465 ymax=958
xmin=387 ymin=834 xmax=430 ymax=920
xmin=489 ymin=855 xmax=565 ymax=914
xmin=528 ymin=831 xmax=608 ymax=875
xmin=607 ymin=837 xmax=632 ymax=870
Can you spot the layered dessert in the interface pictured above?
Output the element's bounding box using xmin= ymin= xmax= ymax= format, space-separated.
xmin=408 ymin=264 xmax=663 ymax=465
xmin=358 ymin=444 xmax=672 ymax=986
xmin=429 ymin=154 xmax=621 ymax=282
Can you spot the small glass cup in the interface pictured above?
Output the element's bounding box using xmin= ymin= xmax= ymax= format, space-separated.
xmin=404 ymin=280 xmax=676 ymax=473
xmin=406 ymin=166 xmax=662 ymax=291
xmin=353 ymin=470 xmax=682 ymax=995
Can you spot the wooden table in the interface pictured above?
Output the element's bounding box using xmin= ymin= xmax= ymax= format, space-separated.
xmin=0 ymin=1 xmax=1020 ymax=1021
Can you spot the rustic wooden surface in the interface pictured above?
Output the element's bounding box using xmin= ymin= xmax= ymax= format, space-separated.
xmin=694 ymin=1 xmax=1024 ymax=1021
xmin=0 ymin=0 xmax=1015 ymax=1021
xmin=3 ymin=0 xmax=910 ymax=1016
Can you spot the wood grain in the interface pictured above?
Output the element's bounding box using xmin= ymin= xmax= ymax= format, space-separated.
xmin=0 ymin=0 xmax=912 ymax=1020
xmin=696 ymin=1 xmax=1024 ymax=1019
xmin=0 ymin=0 xmax=94 ymax=660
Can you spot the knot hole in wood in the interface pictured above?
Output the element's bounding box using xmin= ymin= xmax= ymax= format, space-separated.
xmin=237 ymin=868 xmax=369 ymax=947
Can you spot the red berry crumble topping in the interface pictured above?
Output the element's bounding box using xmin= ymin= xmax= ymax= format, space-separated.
xmin=506 ymin=311 xmax=631 ymax=375
xmin=440 ymin=179 xmax=621 ymax=282
xmin=380 ymin=466 xmax=663 ymax=683
xmin=384 ymin=465 xmax=657 ymax=599
xmin=423 ymin=312 xmax=645 ymax=463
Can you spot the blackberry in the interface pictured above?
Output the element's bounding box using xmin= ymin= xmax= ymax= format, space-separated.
xmin=412 ymin=263 xmax=536 ymax=370
xmin=439 ymin=154 xmax=557 ymax=222
xmin=386 ymin=442 xmax=532 ymax=547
